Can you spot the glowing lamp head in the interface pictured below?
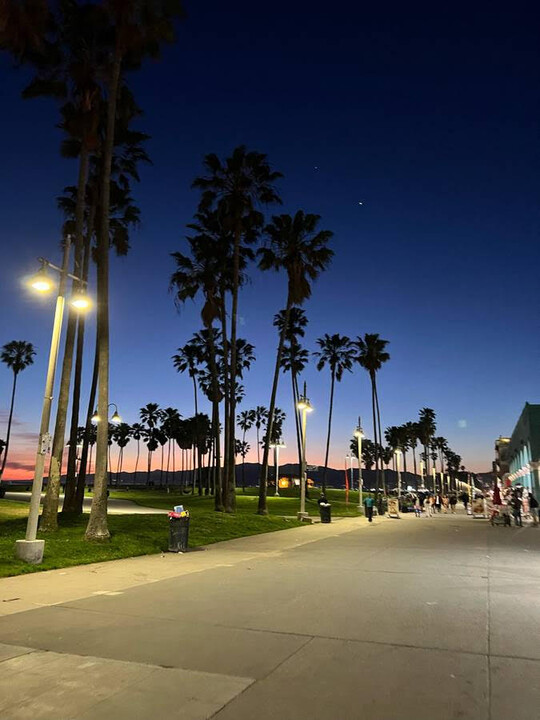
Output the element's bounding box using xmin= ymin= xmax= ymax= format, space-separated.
xmin=91 ymin=410 xmax=100 ymax=425
xmin=354 ymin=427 xmax=364 ymax=439
xmin=110 ymin=410 xmax=122 ymax=425
xmin=70 ymin=292 xmax=91 ymax=311
xmin=29 ymin=269 xmax=53 ymax=293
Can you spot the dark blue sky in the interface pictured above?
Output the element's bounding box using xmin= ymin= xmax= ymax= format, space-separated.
xmin=1 ymin=1 xmax=539 ymax=476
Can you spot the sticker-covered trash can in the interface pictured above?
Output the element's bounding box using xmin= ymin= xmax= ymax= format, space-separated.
xmin=168 ymin=506 xmax=190 ymax=552
xmin=317 ymin=494 xmax=332 ymax=524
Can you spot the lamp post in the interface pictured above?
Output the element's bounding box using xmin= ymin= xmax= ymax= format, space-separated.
xmin=431 ymin=466 xmax=437 ymax=494
xmin=395 ymin=448 xmax=402 ymax=497
xmin=270 ymin=441 xmax=286 ymax=496
xmin=355 ymin=420 xmax=364 ymax=510
xmin=297 ymin=383 xmax=313 ymax=520
xmin=16 ymin=238 xmax=91 ymax=564
xmin=420 ymin=459 xmax=425 ymax=489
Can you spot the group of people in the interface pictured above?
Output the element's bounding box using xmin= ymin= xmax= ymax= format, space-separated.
xmin=489 ymin=487 xmax=539 ymax=527
xmin=412 ymin=492 xmax=461 ymax=517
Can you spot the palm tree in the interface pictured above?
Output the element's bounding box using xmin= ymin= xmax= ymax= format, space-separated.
xmin=280 ymin=337 xmax=309 ymax=478
xmin=237 ymin=409 xmax=256 ymax=492
xmin=252 ymin=406 xmax=268 ymax=467
xmin=0 ymin=341 xmax=35 ymax=480
xmin=130 ymin=423 xmax=144 ymax=481
xmin=354 ymin=334 xmax=390 ymax=500
xmin=193 ymin=146 xmax=283 ymax=513
xmin=257 ymin=211 xmax=334 ymax=514
xmin=161 ymin=408 xmax=181 ymax=486
xmin=314 ymin=334 xmax=355 ymax=492
xmin=86 ymin=0 xmax=183 ymax=542
xmin=417 ymin=408 xmax=437 ymax=484
xmin=404 ymin=421 xmax=420 ymax=482
xmin=140 ymin=403 xmax=164 ymax=486
xmin=112 ymin=423 xmax=131 ymax=483
xmin=173 ymin=343 xmax=199 ymax=415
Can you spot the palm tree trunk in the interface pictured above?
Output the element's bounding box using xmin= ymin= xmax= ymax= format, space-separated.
xmin=293 ymin=373 xmax=302 ymax=478
xmin=374 ymin=378 xmax=385 ymax=495
xmin=160 ymin=444 xmax=164 ymax=486
xmin=86 ymin=51 xmax=122 ymax=542
xmin=147 ymin=449 xmax=152 ymax=486
xmin=258 ymin=300 xmax=292 ymax=515
xmin=134 ymin=440 xmax=140 ymax=479
xmin=370 ymin=378 xmax=379 ymax=499
xmin=241 ymin=428 xmax=246 ymax=492
xmin=322 ymin=370 xmax=335 ymax=493
xmin=218 ymin=296 xmax=229 ymax=509
xmin=0 ymin=372 xmax=18 ymax=478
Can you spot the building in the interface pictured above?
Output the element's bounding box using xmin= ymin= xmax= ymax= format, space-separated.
xmin=493 ymin=436 xmax=510 ymax=483
xmin=505 ymin=403 xmax=540 ymax=493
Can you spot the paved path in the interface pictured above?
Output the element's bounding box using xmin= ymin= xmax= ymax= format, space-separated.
xmin=4 ymin=491 xmax=168 ymax=515
xmin=1 ymin=510 xmax=540 ymax=719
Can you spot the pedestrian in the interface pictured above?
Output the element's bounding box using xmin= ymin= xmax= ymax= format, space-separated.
xmin=449 ymin=494 xmax=457 ymax=513
xmin=424 ymin=495 xmax=433 ymax=516
xmin=414 ymin=496 xmax=422 ymax=517
xmin=435 ymin=494 xmax=442 ymax=513
xmin=529 ymin=492 xmax=539 ymax=526
xmin=364 ymin=495 xmax=375 ymax=523
xmin=510 ymin=493 xmax=522 ymax=527
xmin=442 ymin=495 xmax=450 ymax=513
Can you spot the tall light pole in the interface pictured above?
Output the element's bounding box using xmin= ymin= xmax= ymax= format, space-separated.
xmin=270 ymin=441 xmax=286 ymax=496
xmin=16 ymin=239 xmax=91 ymax=564
xmin=431 ymin=466 xmax=437 ymax=494
xmin=355 ymin=420 xmax=364 ymax=511
xmin=395 ymin=448 xmax=402 ymax=497
xmin=297 ymin=383 xmax=313 ymax=520
xmin=420 ymin=459 xmax=425 ymax=489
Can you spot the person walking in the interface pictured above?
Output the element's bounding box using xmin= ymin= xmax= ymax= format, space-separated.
xmin=511 ymin=493 xmax=522 ymax=527
xmin=442 ymin=495 xmax=450 ymax=513
xmin=364 ymin=495 xmax=375 ymax=523
xmin=425 ymin=495 xmax=433 ymax=517
xmin=449 ymin=494 xmax=457 ymax=514
xmin=414 ymin=495 xmax=422 ymax=517
xmin=435 ymin=494 xmax=442 ymax=513
xmin=529 ymin=492 xmax=539 ymax=526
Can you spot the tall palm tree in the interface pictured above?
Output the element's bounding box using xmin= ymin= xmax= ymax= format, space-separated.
xmin=417 ymin=407 xmax=437 ymax=484
xmin=237 ymin=409 xmax=256 ymax=492
xmin=161 ymin=408 xmax=181 ymax=486
xmin=0 ymin=341 xmax=35 ymax=480
xmin=140 ymin=403 xmax=164 ymax=486
xmin=257 ymin=211 xmax=334 ymax=514
xmin=252 ymin=406 xmax=268 ymax=467
xmin=404 ymin=421 xmax=420 ymax=482
xmin=193 ymin=146 xmax=282 ymax=513
xmin=314 ymin=334 xmax=355 ymax=492
xmin=130 ymin=423 xmax=144 ymax=481
xmin=112 ymin=423 xmax=131 ymax=483
xmin=173 ymin=343 xmax=199 ymax=415
xmin=354 ymin=334 xmax=390 ymax=500
xmin=86 ymin=0 xmax=184 ymax=542
xmin=280 ymin=337 xmax=309 ymax=478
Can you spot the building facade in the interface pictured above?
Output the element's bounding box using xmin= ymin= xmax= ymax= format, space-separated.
xmin=506 ymin=403 xmax=540 ymax=493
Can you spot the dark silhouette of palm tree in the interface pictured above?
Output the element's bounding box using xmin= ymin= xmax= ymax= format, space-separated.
xmin=193 ymin=146 xmax=282 ymax=512
xmin=252 ymin=406 xmax=268 ymax=467
xmin=0 ymin=341 xmax=35 ymax=480
xmin=130 ymin=423 xmax=144 ymax=481
xmin=140 ymin=403 xmax=164 ymax=486
xmin=237 ymin=409 xmax=256 ymax=492
xmin=257 ymin=211 xmax=334 ymax=514
xmin=314 ymin=334 xmax=355 ymax=492
xmin=354 ymin=334 xmax=390 ymax=500
xmin=417 ymin=407 xmax=437 ymax=484
xmin=173 ymin=344 xmax=200 ymax=416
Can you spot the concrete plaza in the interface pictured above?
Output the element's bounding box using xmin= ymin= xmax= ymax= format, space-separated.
xmin=1 ymin=510 xmax=539 ymax=719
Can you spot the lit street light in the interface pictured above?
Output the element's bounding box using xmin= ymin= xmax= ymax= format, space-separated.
xmin=16 ymin=237 xmax=91 ymax=564
xmin=296 ymin=382 xmax=313 ymax=520
xmin=91 ymin=403 xmax=122 ymax=425
xmin=354 ymin=419 xmax=364 ymax=510
xmin=270 ymin=441 xmax=286 ymax=496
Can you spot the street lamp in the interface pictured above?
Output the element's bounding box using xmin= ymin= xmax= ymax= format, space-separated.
xmin=16 ymin=237 xmax=92 ymax=564
xmin=91 ymin=403 xmax=122 ymax=425
xmin=395 ymin=448 xmax=402 ymax=497
xmin=420 ymin=459 xmax=425 ymax=489
xmin=431 ymin=466 xmax=437 ymax=494
xmin=270 ymin=441 xmax=286 ymax=496
xmin=354 ymin=419 xmax=364 ymax=510
xmin=297 ymin=382 xmax=313 ymax=520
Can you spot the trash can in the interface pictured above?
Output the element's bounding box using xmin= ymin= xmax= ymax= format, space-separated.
xmin=319 ymin=502 xmax=332 ymax=524
xmin=168 ymin=514 xmax=190 ymax=552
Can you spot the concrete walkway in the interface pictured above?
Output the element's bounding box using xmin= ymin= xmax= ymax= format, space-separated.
xmin=4 ymin=491 xmax=168 ymax=514
xmin=1 ymin=511 xmax=539 ymax=719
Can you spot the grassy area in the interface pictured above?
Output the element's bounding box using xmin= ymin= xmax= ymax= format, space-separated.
xmin=0 ymin=495 xmax=305 ymax=579
xmin=112 ymin=486 xmax=365 ymax=518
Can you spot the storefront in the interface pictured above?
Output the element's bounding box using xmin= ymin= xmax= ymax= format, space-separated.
xmin=506 ymin=403 xmax=540 ymax=494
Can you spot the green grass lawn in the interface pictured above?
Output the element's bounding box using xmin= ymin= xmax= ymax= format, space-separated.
xmin=0 ymin=495 xmax=306 ymax=579
xmin=113 ymin=486 xmax=365 ymax=518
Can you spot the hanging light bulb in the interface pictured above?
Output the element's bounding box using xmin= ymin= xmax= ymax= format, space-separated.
xmin=91 ymin=410 xmax=100 ymax=425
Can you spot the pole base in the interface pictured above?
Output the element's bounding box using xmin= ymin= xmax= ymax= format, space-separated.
xmin=15 ymin=539 xmax=45 ymax=565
